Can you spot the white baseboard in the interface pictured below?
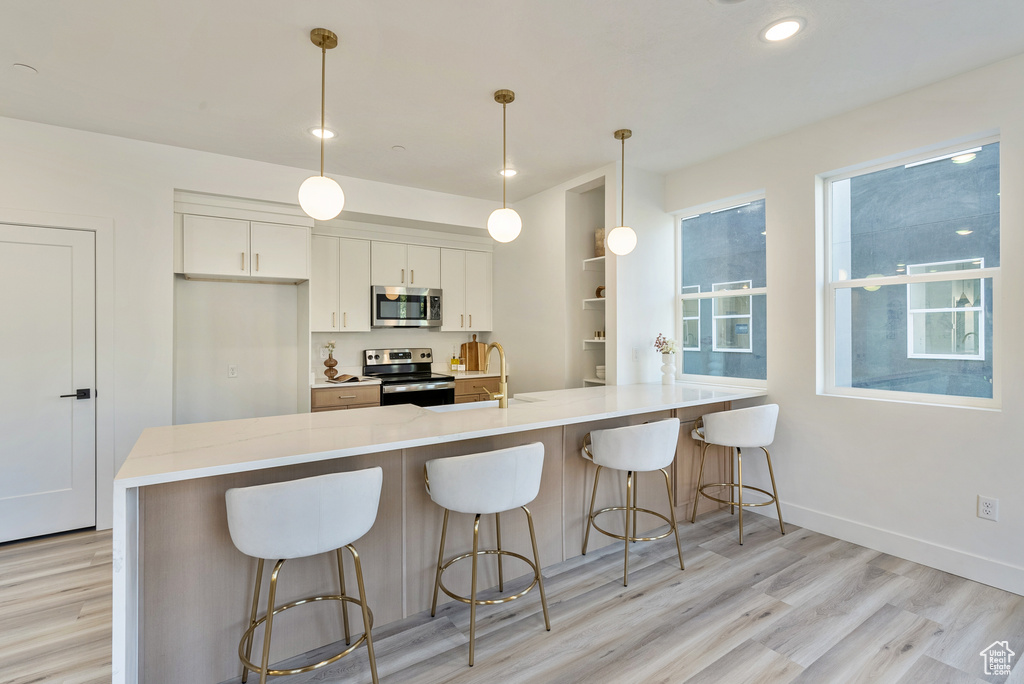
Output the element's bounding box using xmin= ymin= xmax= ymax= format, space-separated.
xmin=749 ymin=504 xmax=1024 ymax=596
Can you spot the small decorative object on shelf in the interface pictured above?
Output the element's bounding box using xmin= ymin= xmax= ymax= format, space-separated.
xmin=596 ymin=285 xmax=606 ymax=298
xmin=595 ymin=228 xmax=605 ymax=257
xmin=654 ymin=333 xmax=678 ymax=385
xmin=323 ymin=340 xmax=338 ymax=380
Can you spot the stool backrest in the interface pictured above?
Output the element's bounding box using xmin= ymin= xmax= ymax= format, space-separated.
xmin=226 ymin=467 xmax=383 ymax=560
xmin=426 ymin=442 xmax=544 ymax=515
xmin=702 ymin=404 xmax=779 ymax=448
xmin=590 ymin=418 xmax=680 ymax=472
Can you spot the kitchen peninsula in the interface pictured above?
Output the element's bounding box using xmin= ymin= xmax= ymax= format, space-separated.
xmin=112 ymin=382 xmax=765 ymax=684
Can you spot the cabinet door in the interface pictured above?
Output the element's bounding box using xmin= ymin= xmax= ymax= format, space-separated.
xmin=465 ymin=251 xmax=492 ymax=331
xmin=407 ymin=245 xmax=441 ymax=289
xmin=182 ymin=215 xmax=250 ymax=277
xmin=310 ymin=235 xmax=340 ymax=331
xmin=250 ymin=223 xmax=308 ymax=280
xmin=339 ymin=238 xmax=371 ymax=331
xmin=440 ymin=249 xmax=466 ymax=332
xmin=370 ymin=242 xmax=407 ymax=285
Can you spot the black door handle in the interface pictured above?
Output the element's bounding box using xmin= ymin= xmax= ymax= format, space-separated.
xmin=59 ymin=388 xmax=92 ymax=400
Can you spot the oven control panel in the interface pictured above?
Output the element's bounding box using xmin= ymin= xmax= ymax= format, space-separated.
xmin=364 ymin=348 xmax=432 ymax=366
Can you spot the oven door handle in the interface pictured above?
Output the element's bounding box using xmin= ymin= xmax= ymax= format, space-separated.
xmin=382 ymin=381 xmax=456 ymax=394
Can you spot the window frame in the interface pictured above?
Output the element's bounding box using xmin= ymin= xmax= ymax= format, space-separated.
xmin=820 ymin=136 xmax=1000 ymax=410
xmin=680 ymin=285 xmax=701 ymax=351
xmin=711 ymin=280 xmax=753 ymax=353
xmin=674 ymin=192 xmax=767 ymax=389
xmin=905 ymin=258 xmax=985 ymax=361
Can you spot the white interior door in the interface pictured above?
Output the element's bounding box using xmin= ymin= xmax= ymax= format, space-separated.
xmin=0 ymin=224 xmax=95 ymax=542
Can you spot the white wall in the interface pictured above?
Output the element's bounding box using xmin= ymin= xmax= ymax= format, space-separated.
xmin=0 ymin=116 xmax=495 ymax=527
xmin=664 ymin=53 xmax=1024 ymax=594
xmin=173 ymin=278 xmax=300 ymax=424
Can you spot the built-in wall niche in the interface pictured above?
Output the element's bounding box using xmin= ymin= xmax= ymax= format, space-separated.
xmin=565 ymin=178 xmax=610 ymax=388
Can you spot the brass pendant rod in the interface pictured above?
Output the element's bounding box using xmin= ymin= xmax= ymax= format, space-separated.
xmin=620 ymin=135 xmax=625 ymax=227
xmin=502 ymin=102 xmax=507 ymax=209
xmin=319 ymin=44 xmax=326 ymax=178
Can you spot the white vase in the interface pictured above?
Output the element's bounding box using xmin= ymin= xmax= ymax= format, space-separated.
xmin=661 ymin=353 xmax=676 ymax=384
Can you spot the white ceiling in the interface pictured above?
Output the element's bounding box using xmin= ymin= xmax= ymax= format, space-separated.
xmin=4 ymin=1 xmax=1024 ymax=203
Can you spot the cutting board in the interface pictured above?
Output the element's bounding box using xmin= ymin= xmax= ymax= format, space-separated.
xmin=460 ymin=335 xmax=488 ymax=371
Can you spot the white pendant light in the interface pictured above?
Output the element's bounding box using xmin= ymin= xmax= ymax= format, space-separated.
xmin=487 ymin=89 xmax=522 ymax=243
xmin=607 ymin=129 xmax=637 ymax=256
xmin=299 ymin=28 xmax=345 ymax=221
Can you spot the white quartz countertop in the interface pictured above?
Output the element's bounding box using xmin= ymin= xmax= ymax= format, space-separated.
xmin=116 ymin=383 xmax=765 ymax=488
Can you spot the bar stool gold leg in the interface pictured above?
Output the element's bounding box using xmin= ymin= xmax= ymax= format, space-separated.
xmin=469 ymin=514 xmax=481 ymax=666
xmin=258 ymin=559 xmax=286 ymax=684
xmin=764 ymin=447 xmax=786 ymax=536
xmin=730 ymin=448 xmax=736 ymax=515
xmin=661 ymin=468 xmax=685 ymax=571
xmin=347 ymin=545 xmax=379 ymax=684
xmin=241 ymin=558 xmax=264 ymax=684
xmin=431 ymin=509 xmax=450 ymax=617
xmin=336 ymin=548 xmax=351 ymax=645
xmin=495 ymin=512 xmax=504 ymax=592
xmin=623 ymin=471 xmax=633 ymax=587
xmin=523 ymin=505 xmax=551 ymax=631
xmin=632 ymin=476 xmax=639 ymax=543
xmin=737 ymin=448 xmax=744 ymax=545
xmin=691 ymin=442 xmax=709 ymax=524
xmin=582 ymin=465 xmax=602 ymax=555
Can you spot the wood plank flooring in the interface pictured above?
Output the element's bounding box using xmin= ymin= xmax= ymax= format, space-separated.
xmin=2 ymin=514 xmax=1022 ymax=683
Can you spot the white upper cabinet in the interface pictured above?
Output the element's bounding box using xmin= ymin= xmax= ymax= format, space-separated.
xmin=183 ymin=215 xmax=308 ymax=281
xmin=338 ymin=238 xmax=370 ymax=331
xmin=407 ymin=245 xmax=441 ymax=288
xmin=441 ymin=248 xmax=492 ymax=331
xmin=465 ymin=250 xmax=492 ymax=331
xmin=370 ymin=242 xmax=440 ymax=288
xmin=183 ymin=216 xmax=250 ymax=277
xmin=310 ymin=236 xmax=370 ymax=332
xmin=249 ymin=223 xmax=308 ymax=280
xmin=440 ymin=248 xmax=467 ymax=332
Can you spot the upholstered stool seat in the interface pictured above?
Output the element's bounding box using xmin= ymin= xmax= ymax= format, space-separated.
xmin=425 ymin=443 xmax=551 ymax=666
xmin=690 ymin=404 xmax=785 ymax=544
xmin=581 ymin=418 xmax=685 ymax=586
xmin=225 ymin=468 xmax=382 ymax=684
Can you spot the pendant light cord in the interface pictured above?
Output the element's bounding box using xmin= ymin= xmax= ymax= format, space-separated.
xmin=620 ymin=135 xmax=626 ymax=226
xmin=502 ymin=102 xmax=507 ymax=209
xmin=320 ymin=43 xmax=326 ymax=178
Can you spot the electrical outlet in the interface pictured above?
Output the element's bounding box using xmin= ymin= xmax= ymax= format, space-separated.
xmin=632 ymin=347 xmax=639 ymax=362
xmin=227 ymin=364 xmax=238 ymax=379
xmin=978 ymin=495 xmax=999 ymax=521
xmin=320 ymin=347 xmax=329 ymax=360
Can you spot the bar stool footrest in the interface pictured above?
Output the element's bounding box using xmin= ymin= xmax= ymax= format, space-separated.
xmin=590 ymin=505 xmax=676 ymax=543
xmin=238 ymin=594 xmax=373 ymax=676
xmin=697 ymin=482 xmax=777 ymax=508
xmin=439 ymin=548 xmax=541 ymax=606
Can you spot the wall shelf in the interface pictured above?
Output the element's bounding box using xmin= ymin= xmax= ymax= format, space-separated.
xmin=583 ymin=377 xmax=606 ymax=385
xmin=582 ymin=297 xmax=606 ymax=310
xmin=583 ymin=339 xmax=606 ymax=349
xmin=583 ymin=256 xmax=606 ymax=271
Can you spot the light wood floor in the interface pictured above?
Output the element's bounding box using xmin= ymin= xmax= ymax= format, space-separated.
xmin=3 ymin=514 xmax=1023 ymax=683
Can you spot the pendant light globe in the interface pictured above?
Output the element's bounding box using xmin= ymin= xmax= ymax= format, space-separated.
xmin=298 ymin=175 xmax=345 ymax=221
xmin=487 ymin=206 xmax=522 ymax=243
xmin=607 ymin=225 xmax=637 ymax=255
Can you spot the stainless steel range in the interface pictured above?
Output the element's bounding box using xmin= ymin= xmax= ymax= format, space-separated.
xmin=362 ymin=348 xmax=456 ymax=407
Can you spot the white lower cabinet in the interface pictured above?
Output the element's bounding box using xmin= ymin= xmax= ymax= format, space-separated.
xmin=311 ymin=235 xmax=370 ymax=332
xmin=182 ymin=215 xmax=308 ymax=281
xmin=441 ymin=248 xmax=492 ymax=332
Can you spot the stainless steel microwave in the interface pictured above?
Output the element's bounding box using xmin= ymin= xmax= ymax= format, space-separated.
xmin=371 ymin=286 xmax=442 ymax=328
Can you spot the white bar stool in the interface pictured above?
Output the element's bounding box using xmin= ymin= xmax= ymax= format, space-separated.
xmin=225 ymin=468 xmax=382 ymax=684
xmin=425 ymin=443 xmax=551 ymax=666
xmin=581 ymin=418 xmax=685 ymax=587
xmin=690 ymin=404 xmax=785 ymax=544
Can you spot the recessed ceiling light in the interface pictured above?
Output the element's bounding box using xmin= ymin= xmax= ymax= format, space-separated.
xmin=951 ymin=153 xmax=976 ymax=164
xmin=956 ymin=229 xmax=973 ymax=235
xmin=309 ymin=127 xmax=335 ymax=139
xmin=391 ymin=145 xmax=406 ymax=152
xmin=499 ymin=169 xmax=517 ymax=177
xmin=896 ymin=268 xmax=906 ymax=273
xmin=11 ymin=63 xmax=37 ymax=75
xmin=761 ymin=18 xmax=804 ymax=42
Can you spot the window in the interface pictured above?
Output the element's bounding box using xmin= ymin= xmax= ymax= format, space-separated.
xmin=678 ymin=198 xmax=766 ymax=382
xmin=681 ymin=286 xmax=700 ymax=351
xmin=824 ymin=140 xmax=999 ymax=405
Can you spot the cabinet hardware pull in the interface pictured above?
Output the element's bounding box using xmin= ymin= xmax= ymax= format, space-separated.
xmin=401 ymin=268 xmax=405 ymax=283
xmin=461 ymin=314 xmax=464 ymax=328
xmin=332 ymin=312 xmax=336 ymax=327
xmin=469 ymin=314 xmax=472 ymax=328
xmin=241 ymin=252 xmax=245 ymax=271
xmin=255 ymin=253 xmax=259 ymax=271
xmin=337 ymin=395 xmax=356 ymax=400
xmin=411 ymin=269 xmax=414 ymax=283
xmin=343 ymin=312 xmax=347 ymax=327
